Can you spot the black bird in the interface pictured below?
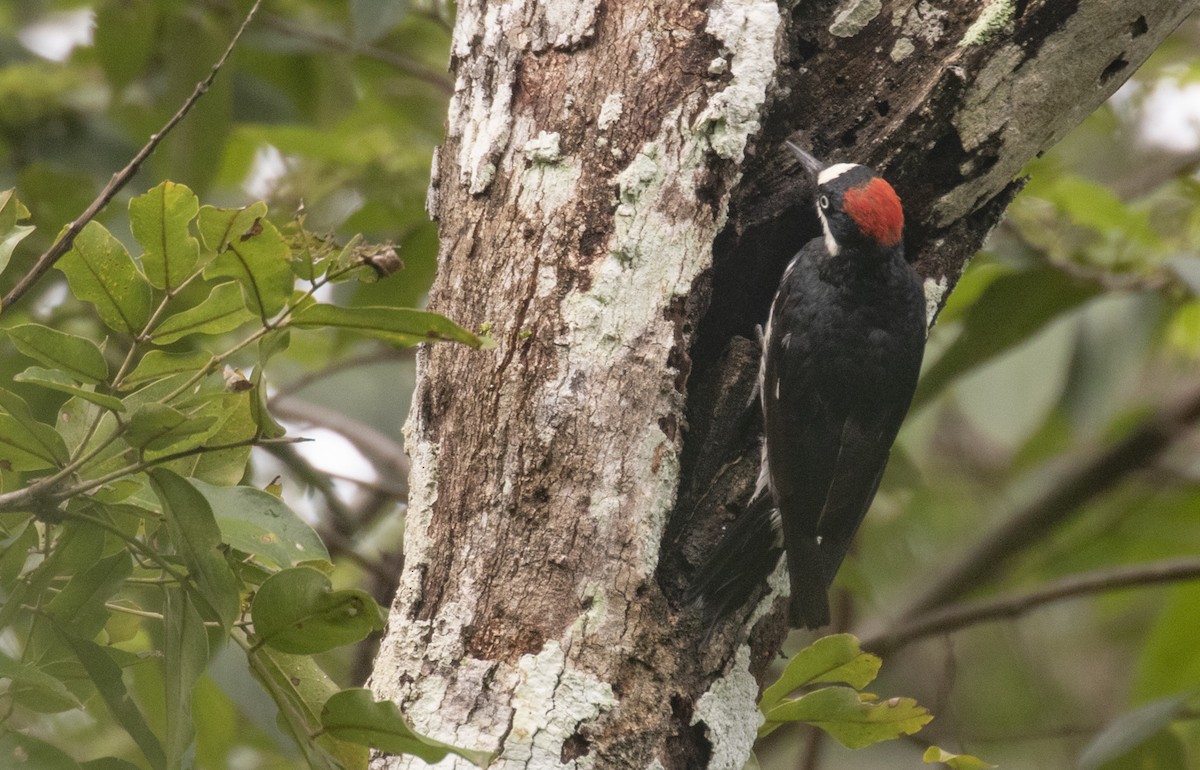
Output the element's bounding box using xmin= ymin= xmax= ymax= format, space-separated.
xmin=692 ymin=143 xmax=927 ymax=629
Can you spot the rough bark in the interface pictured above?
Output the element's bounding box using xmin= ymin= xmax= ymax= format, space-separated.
xmin=369 ymin=2 xmax=1197 ymax=769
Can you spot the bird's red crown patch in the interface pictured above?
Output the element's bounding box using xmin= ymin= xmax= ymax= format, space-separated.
xmin=843 ymin=177 xmax=903 ymax=247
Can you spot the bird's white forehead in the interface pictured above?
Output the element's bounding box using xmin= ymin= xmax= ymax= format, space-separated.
xmin=817 ymin=163 xmax=861 ymax=185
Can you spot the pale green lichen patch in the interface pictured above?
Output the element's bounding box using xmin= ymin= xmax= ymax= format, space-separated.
xmin=693 ymin=646 xmax=763 ymax=770
xmin=505 ymin=641 xmax=616 ymax=767
xmin=890 ymin=37 xmax=915 ymax=62
xmin=958 ymin=0 xmax=1015 ymax=47
xmin=615 ymin=145 xmax=661 ymax=207
xmin=598 ymin=93 xmax=623 ymax=131
xmin=923 ymin=276 xmax=949 ymax=328
xmin=523 ymin=130 xmax=563 ymax=163
xmin=829 ymin=0 xmax=882 ymax=38
xmin=518 ymin=158 xmax=581 ymax=221
xmin=695 ymin=0 xmax=781 ymax=162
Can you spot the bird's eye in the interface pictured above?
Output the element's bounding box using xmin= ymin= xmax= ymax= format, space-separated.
xmin=818 ymin=194 xmax=830 ymax=209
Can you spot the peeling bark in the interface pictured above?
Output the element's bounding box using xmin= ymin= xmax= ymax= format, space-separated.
xmin=370 ymin=2 xmax=1197 ymax=768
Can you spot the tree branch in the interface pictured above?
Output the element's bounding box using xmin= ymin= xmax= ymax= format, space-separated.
xmin=865 ymin=557 xmax=1200 ymax=657
xmin=898 ymin=381 xmax=1200 ymax=620
xmin=270 ymin=396 xmax=410 ymax=492
xmin=253 ymin=10 xmax=454 ymax=95
xmin=1 ymin=0 xmax=264 ymax=312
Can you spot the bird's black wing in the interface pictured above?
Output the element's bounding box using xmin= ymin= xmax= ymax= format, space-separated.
xmin=762 ymin=241 xmax=924 ymax=627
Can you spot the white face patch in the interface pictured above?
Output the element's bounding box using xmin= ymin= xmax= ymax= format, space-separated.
xmin=816 ymin=206 xmax=839 ymax=256
xmin=817 ymin=162 xmax=860 ymax=185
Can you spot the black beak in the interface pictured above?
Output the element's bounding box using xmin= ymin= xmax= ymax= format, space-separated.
xmin=785 ymin=140 xmax=826 ymax=181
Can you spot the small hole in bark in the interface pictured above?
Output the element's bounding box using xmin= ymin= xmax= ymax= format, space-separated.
xmin=875 ymin=99 xmax=890 ymax=116
xmin=839 ymin=127 xmax=857 ymax=148
xmin=561 ymin=733 xmax=590 ymax=762
xmin=1101 ymin=56 xmax=1129 ymax=84
xmin=580 ymin=595 xmax=594 ymax=611
xmin=579 ymin=227 xmax=607 ymax=255
xmin=1129 ymin=16 xmax=1148 ymax=37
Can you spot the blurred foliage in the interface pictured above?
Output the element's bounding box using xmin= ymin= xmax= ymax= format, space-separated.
xmin=0 ymin=180 xmax=486 ymax=769
xmin=0 ymin=1 xmax=461 ymax=767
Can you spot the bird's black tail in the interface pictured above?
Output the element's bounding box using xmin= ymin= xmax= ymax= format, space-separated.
xmin=783 ymin=535 xmax=832 ymax=629
xmin=686 ymin=494 xmax=782 ymax=629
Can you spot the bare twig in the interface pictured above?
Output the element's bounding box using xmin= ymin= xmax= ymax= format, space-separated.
xmin=1 ymin=0 xmax=265 ymax=313
xmin=899 ymin=381 xmax=1200 ymax=620
xmin=866 ymin=557 xmax=1200 ymax=657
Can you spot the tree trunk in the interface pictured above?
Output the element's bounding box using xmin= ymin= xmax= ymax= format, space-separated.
xmin=369 ymin=2 xmax=1196 ymax=768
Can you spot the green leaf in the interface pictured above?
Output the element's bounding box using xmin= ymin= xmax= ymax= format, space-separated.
xmin=912 ymin=265 xmax=1098 ymax=410
xmin=761 ymin=686 xmax=932 ymax=748
xmin=1026 ymin=173 xmax=1160 ymax=246
xmin=82 ymin=758 xmax=144 ymax=770
xmin=0 ymin=188 xmax=35 ymax=279
xmin=164 ymin=588 xmax=209 ymax=770
xmin=760 ymin=634 xmax=881 ymax=714
xmin=45 ymin=549 xmax=133 ymax=638
xmin=151 ymin=282 xmax=254 ymax=344
xmin=148 ymin=468 xmax=240 ymax=630
xmin=121 ymin=350 xmax=214 ymax=390
xmin=0 ymin=652 xmax=81 ymax=714
xmin=55 ymin=221 xmax=153 ymax=336
xmin=923 ymin=746 xmax=995 ymax=769
xmin=0 ymin=732 xmax=82 ymax=770
xmin=0 ymin=518 xmax=37 ymax=586
xmin=192 ymin=479 xmax=329 ymax=568
xmin=250 ymin=370 xmax=287 ymax=441
xmin=59 ymin=632 xmax=167 ymax=769
xmin=246 ymin=646 xmax=363 ymax=770
xmin=130 ymin=181 xmax=201 ymax=291
xmin=0 ymin=520 xmax=104 ymax=631
xmin=7 ymin=323 xmax=108 ymax=383
xmin=0 ymin=387 xmax=70 ymax=471
xmin=1077 ymin=696 xmax=1190 ymax=770
xmin=125 ymin=402 xmax=216 ymax=452
xmin=321 ymin=688 xmax=495 ymax=767
xmin=289 ymin=303 xmax=482 ymax=347
xmin=14 ymin=367 xmax=126 ymax=412
xmin=1136 ymin=584 xmax=1200 ymax=699
xmin=251 ymin=567 xmax=384 ymax=654
xmin=162 ymin=393 xmax=255 ymax=484
xmin=199 ymin=203 xmax=293 ymax=320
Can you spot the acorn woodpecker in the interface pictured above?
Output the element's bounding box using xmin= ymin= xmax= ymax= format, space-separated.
xmin=692 ymin=143 xmax=926 ymax=630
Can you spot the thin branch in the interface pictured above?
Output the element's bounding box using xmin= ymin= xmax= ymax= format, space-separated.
xmin=197 ymin=0 xmax=455 ymax=94
xmin=270 ymin=396 xmax=411 ymax=487
xmin=255 ymin=11 xmax=455 ymax=95
xmin=898 ymin=381 xmax=1200 ymax=620
xmin=865 ymin=557 xmax=1200 ymax=657
xmin=1 ymin=0 xmax=264 ymax=312
xmin=269 ymin=349 xmax=411 ymax=402
xmin=0 ymin=435 xmax=305 ymax=512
